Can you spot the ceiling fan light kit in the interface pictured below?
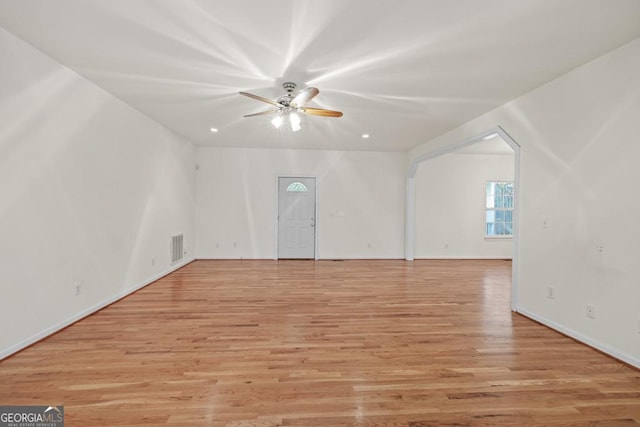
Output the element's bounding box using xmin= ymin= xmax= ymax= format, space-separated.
xmin=289 ymin=112 xmax=301 ymax=132
xmin=270 ymin=115 xmax=284 ymax=129
xmin=240 ymin=82 xmax=342 ymax=132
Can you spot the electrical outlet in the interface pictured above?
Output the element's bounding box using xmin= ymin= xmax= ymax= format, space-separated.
xmin=586 ymin=305 xmax=596 ymax=319
xmin=637 ymin=320 xmax=640 ymax=334
xmin=74 ymin=282 xmax=82 ymax=296
xmin=151 ymin=257 xmax=155 ymax=266
xmin=547 ymin=286 xmax=555 ymax=299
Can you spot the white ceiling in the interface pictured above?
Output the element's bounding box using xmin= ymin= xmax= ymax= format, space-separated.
xmin=1 ymin=1 xmax=640 ymax=152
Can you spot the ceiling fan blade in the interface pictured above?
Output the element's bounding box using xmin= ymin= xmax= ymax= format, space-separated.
xmin=300 ymin=107 xmax=343 ymax=118
xmin=244 ymin=109 xmax=280 ymax=118
xmin=291 ymin=87 xmax=319 ymax=108
xmin=239 ymin=91 xmax=280 ymax=107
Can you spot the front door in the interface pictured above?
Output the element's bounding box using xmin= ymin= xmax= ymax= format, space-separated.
xmin=278 ymin=177 xmax=316 ymax=259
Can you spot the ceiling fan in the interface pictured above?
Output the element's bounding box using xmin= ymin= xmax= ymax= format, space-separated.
xmin=239 ymin=82 xmax=343 ymax=132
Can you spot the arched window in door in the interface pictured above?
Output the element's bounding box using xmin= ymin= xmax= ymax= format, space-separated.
xmin=286 ymin=182 xmax=308 ymax=192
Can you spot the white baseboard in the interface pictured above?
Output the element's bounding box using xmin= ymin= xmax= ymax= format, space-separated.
xmin=196 ymin=256 xmax=408 ymax=260
xmin=516 ymin=307 xmax=640 ymax=369
xmin=196 ymin=256 xmax=271 ymax=260
xmin=0 ymin=257 xmax=195 ymax=361
xmin=413 ymin=256 xmax=513 ymax=260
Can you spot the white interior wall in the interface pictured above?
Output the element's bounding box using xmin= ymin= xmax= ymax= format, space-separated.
xmin=0 ymin=27 xmax=196 ymax=358
xmin=415 ymin=151 xmax=514 ymax=259
xmin=196 ymin=147 xmax=406 ymax=259
xmin=409 ymin=37 xmax=640 ymax=367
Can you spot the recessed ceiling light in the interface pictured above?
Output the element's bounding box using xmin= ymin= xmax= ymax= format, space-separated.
xmin=362 ymin=134 xmax=370 ymax=139
xmin=210 ymin=127 xmax=219 ymax=133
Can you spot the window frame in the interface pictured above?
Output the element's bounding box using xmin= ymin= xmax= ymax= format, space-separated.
xmin=485 ymin=180 xmax=514 ymax=239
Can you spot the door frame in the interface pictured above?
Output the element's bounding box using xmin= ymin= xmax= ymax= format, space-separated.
xmin=405 ymin=126 xmax=521 ymax=312
xmin=274 ymin=175 xmax=319 ymax=260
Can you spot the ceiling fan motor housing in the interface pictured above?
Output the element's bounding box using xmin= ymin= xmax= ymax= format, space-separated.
xmin=282 ymin=82 xmax=297 ymax=93
xmin=277 ymin=82 xmax=297 ymax=107
xmin=276 ymin=96 xmax=293 ymax=107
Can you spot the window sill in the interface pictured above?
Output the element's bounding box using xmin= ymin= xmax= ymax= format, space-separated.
xmin=484 ymin=235 xmax=513 ymax=240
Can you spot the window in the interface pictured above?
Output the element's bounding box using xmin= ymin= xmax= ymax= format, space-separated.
xmin=486 ymin=181 xmax=513 ymax=237
xmin=286 ymin=182 xmax=308 ymax=192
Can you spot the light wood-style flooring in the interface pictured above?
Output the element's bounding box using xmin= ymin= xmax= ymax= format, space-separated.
xmin=1 ymin=260 xmax=639 ymax=426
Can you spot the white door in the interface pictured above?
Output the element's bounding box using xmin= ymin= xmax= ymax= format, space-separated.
xmin=278 ymin=177 xmax=316 ymax=259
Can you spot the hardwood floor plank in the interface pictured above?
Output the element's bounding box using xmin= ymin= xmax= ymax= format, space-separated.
xmin=1 ymin=259 xmax=639 ymax=426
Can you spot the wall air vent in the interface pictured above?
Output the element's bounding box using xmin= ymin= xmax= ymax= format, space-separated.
xmin=170 ymin=234 xmax=184 ymax=264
